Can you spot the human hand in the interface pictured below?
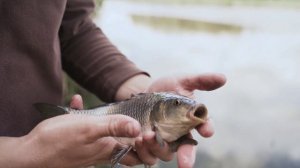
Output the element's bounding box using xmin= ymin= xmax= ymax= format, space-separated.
xmin=135 ymin=73 xmax=226 ymax=168
xmin=19 ymin=95 xmax=142 ymax=168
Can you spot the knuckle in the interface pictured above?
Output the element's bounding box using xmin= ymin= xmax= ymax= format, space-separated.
xmin=34 ymin=122 xmax=53 ymax=140
xmin=107 ymin=118 xmax=118 ymax=136
xmin=107 ymin=115 xmax=132 ymax=137
xmin=77 ymin=123 xmax=97 ymax=143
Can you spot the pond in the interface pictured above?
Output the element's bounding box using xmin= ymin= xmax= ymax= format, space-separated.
xmin=95 ymin=1 xmax=300 ymax=167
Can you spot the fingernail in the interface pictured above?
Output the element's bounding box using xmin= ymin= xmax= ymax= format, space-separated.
xmin=143 ymin=131 xmax=155 ymax=140
xmin=72 ymin=94 xmax=81 ymax=100
xmin=135 ymin=137 xmax=143 ymax=147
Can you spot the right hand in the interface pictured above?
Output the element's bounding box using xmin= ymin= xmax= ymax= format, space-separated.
xmin=18 ymin=95 xmax=142 ymax=168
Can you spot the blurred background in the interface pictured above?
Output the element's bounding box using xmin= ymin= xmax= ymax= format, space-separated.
xmin=65 ymin=0 xmax=300 ymax=167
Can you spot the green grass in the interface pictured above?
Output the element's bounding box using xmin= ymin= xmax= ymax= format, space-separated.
xmin=131 ymin=14 xmax=243 ymax=34
xmin=63 ymin=74 xmax=102 ymax=108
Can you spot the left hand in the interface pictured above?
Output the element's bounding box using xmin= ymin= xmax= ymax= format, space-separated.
xmin=134 ymin=73 xmax=226 ymax=168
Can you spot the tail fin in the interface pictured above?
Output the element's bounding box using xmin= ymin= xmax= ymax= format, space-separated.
xmin=34 ymin=103 xmax=68 ymax=119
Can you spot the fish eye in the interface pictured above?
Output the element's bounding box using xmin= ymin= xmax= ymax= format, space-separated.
xmin=174 ymin=100 xmax=181 ymax=106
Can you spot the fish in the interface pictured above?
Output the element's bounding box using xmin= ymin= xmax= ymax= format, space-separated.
xmin=34 ymin=92 xmax=208 ymax=168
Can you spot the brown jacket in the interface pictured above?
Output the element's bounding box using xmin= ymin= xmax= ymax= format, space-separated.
xmin=0 ymin=0 xmax=146 ymax=136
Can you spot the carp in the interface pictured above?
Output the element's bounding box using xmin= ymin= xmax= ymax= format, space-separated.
xmin=34 ymin=92 xmax=208 ymax=168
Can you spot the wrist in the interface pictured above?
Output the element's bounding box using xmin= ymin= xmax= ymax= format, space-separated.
xmin=0 ymin=136 xmax=39 ymax=168
xmin=115 ymin=74 xmax=152 ymax=101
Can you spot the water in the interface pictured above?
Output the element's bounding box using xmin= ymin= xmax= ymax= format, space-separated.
xmin=95 ymin=1 xmax=300 ymax=167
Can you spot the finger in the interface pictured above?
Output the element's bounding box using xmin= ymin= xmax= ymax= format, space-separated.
xmin=196 ymin=118 xmax=214 ymax=138
xmin=180 ymin=73 xmax=226 ymax=91
xmin=120 ymin=150 xmax=143 ymax=167
xmin=135 ymin=135 xmax=158 ymax=166
xmin=70 ymin=94 xmax=84 ymax=110
xmin=83 ymin=138 xmax=143 ymax=166
xmin=81 ymin=115 xmax=141 ymax=141
xmin=142 ymin=132 xmax=174 ymax=162
xmin=177 ymin=140 xmax=196 ymax=168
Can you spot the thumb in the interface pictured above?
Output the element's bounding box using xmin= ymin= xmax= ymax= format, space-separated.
xmin=70 ymin=94 xmax=84 ymax=110
xmin=177 ymin=144 xmax=196 ymax=168
xmin=86 ymin=114 xmax=141 ymax=140
xmin=180 ymin=73 xmax=226 ymax=91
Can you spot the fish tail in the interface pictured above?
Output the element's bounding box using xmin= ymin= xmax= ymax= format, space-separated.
xmin=34 ymin=103 xmax=68 ymax=118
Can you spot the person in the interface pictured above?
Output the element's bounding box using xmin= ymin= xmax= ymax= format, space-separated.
xmin=0 ymin=0 xmax=226 ymax=168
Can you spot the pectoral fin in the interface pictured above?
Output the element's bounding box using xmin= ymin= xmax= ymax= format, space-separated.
xmin=111 ymin=146 xmax=133 ymax=168
xmin=169 ymin=135 xmax=198 ymax=152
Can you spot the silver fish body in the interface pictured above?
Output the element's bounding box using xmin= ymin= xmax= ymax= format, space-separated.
xmin=34 ymin=92 xmax=208 ymax=167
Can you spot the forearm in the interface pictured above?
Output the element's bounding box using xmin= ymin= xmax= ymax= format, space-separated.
xmin=60 ymin=0 xmax=148 ymax=103
xmin=115 ymin=74 xmax=152 ymax=101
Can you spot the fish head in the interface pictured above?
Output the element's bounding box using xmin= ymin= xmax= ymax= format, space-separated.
xmin=151 ymin=93 xmax=208 ymax=142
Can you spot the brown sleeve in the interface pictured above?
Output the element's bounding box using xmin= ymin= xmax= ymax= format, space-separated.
xmin=59 ymin=0 xmax=148 ymax=102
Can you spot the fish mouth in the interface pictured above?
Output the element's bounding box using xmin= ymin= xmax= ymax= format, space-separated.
xmin=188 ymin=104 xmax=208 ymax=123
